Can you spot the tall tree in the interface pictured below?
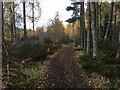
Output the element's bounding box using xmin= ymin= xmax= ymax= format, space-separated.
xmin=0 ymin=1 xmax=2 ymax=49
xmin=13 ymin=2 xmax=16 ymax=40
xmin=116 ymin=4 xmax=120 ymax=58
xmin=95 ymin=2 xmax=99 ymax=40
xmin=9 ymin=3 xmax=14 ymax=42
xmin=91 ymin=2 xmax=97 ymax=57
xmin=32 ymin=1 xmax=34 ymax=32
xmin=104 ymin=2 xmax=114 ymax=40
xmin=2 ymin=1 xmax=4 ymax=42
xmin=27 ymin=0 xmax=41 ymax=32
xmin=66 ymin=2 xmax=80 ymax=36
xmin=80 ymin=2 xmax=85 ymax=50
xmin=86 ymin=2 xmax=91 ymax=53
xmin=112 ymin=3 xmax=117 ymax=40
xmin=23 ymin=2 xmax=27 ymax=39
xmin=0 ymin=1 xmax=3 ymax=86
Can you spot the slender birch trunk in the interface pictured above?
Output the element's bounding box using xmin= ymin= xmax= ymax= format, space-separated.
xmin=91 ymin=2 xmax=97 ymax=57
xmin=113 ymin=4 xmax=117 ymax=40
xmin=116 ymin=6 xmax=120 ymax=58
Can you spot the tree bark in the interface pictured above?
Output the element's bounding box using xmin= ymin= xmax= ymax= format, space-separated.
xmin=95 ymin=2 xmax=99 ymax=40
xmin=10 ymin=4 xmax=14 ymax=43
xmin=99 ymin=3 xmax=102 ymax=39
xmin=13 ymin=2 xmax=16 ymax=40
xmin=91 ymin=2 xmax=97 ymax=57
xmin=104 ymin=2 xmax=114 ymax=40
xmin=86 ymin=2 xmax=91 ymax=53
xmin=32 ymin=1 xmax=34 ymax=32
xmin=0 ymin=2 xmax=2 ymax=47
xmin=23 ymin=2 xmax=27 ymax=40
xmin=80 ymin=2 xmax=85 ymax=50
xmin=116 ymin=6 xmax=120 ymax=59
xmin=2 ymin=2 xmax=4 ymax=42
xmin=112 ymin=4 xmax=117 ymax=40
xmin=0 ymin=2 xmax=3 ymax=87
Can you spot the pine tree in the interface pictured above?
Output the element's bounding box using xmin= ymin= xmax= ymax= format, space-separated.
xmin=86 ymin=2 xmax=91 ymax=53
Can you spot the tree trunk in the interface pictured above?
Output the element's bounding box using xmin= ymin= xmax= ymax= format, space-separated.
xmin=104 ymin=2 xmax=114 ymax=40
xmin=86 ymin=2 xmax=91 ymax=53
xmin=80 ymin=2 xmax=85 ymax=50
xmin=13 ymin=2 xmax=16 ymax=40
xmin=112 ymin=4 xmax=117 ymax=40
xmin=116 ymin=6 xmax=120 ymax=59
xmin=32 ymin=1 xmax=34 ymax=32
xmin=99 ymin=3 xmax=102 ymax=39
xmin=0 ymin=2 xmax=3 ymax=86
xmin=23 ymin=2 xmax=27 ymax=40
xmin=95 ymin=2 xmax=99 ymax=40
xmin=91 ymin=2 xmax=97 ymax=57
xmin=10 ymin=5 xmax=14 ymax=43
xmin=2 ymin=2 xmax=4 ymax=42
xmin=0 ymin=2 xmax=2 ymax=48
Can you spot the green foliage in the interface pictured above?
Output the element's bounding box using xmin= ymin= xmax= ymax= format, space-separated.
xmin=44 ymin=38 xmax=52 ymax=44
xmin=80 ymin=58 xmax=103 ymax=73
xmin=43 ymin=37 xmax=61 ymax=55
xmin=79 ymin=39 xmax=120 ymax=88
xmin=29 ymin=36 xmax=39 ymax=41
xmin=44 ymin=43 xmax=55 ymax=55
xmin=79 ymin=42 xmax=120 ymax=88
xmin=66 ymin=1 xmax=80 ymax=23
xmin=79 ymin=53 xmax=91 ymax=62
xmin=11 ymin=61 xmax=44 ymax=88
xmin=101 ymin=66 xmax=120 ymax=78
xmin=61 ymin=35 xmax=69 ymax=44
xmin=13 ymin=38 xmax=47 ymax=61
xmin=97 ymin=39 xmax=119 ymax=58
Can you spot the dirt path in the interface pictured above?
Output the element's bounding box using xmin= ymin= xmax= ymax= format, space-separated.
xmin=41 ymin=46 xmax=92 ymax=88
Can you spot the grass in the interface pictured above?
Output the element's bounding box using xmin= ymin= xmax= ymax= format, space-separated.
xmin=11 ymin=61 xmax=45 ymax=88
xmin=11 ymin=45 xmax=63 ymax=88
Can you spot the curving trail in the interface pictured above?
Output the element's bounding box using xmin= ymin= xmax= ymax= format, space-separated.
xmin=42 ymin=46 xmax=92 ymax=88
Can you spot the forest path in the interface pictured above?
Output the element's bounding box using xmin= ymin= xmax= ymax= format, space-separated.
xmin=41 ymin=45 xmax=92 ymax=88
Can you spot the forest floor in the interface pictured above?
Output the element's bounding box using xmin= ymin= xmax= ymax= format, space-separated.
xmin=40 ymin=45 xmax=92 ymax=88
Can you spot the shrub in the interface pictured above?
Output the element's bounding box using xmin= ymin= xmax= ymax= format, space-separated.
xmin=29 ymin=36 xmax=39 ymax=41
xmin=97 ymin=40 xmax=119 ymax=58
xmin=44 ymin=43 xmax=54 ymax=55
xmin=101 ymin=65 xmax=120 ymax=78
xmin=79 ymin=53 xmax=91 ymax=62
xmin=61 ymin=36 xmax=69 ymax=44
xmin=14 ymin=39 xmax=47 ymax=61
xmin=44 ymin=38 xmax=52 ymax=44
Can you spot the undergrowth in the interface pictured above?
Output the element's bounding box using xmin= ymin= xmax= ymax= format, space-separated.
xmin=78 ymin=40 xmax=120 ymax=88
xmin=11 ymin=61 xmax=45 ymax=88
